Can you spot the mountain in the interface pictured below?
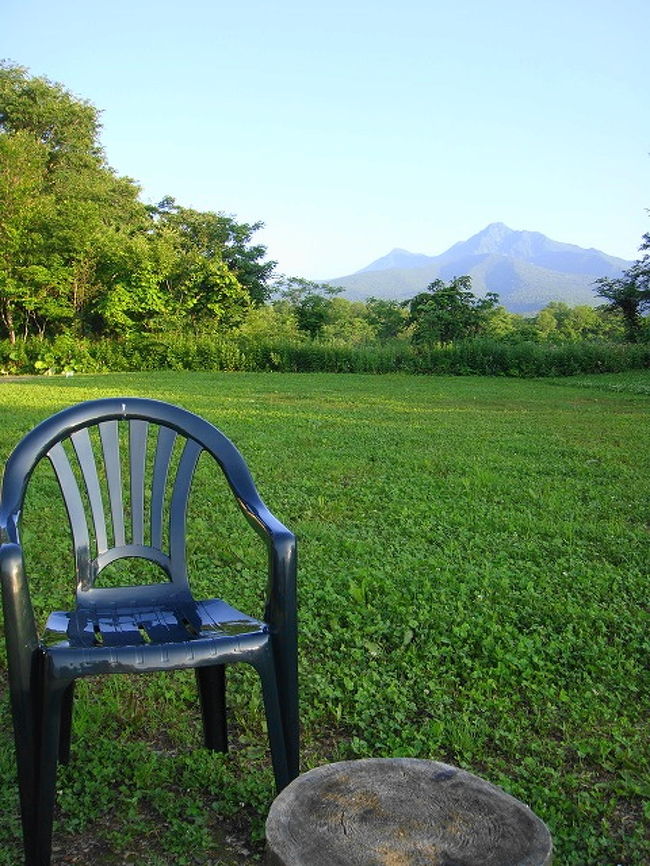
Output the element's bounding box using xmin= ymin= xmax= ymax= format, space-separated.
xmin=357 ymin=248 xmax=434 ymax=272
xmin=328 ymin=223 xmax=632 ymax=313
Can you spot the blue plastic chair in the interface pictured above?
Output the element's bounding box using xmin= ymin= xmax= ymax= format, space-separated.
xmin=0 ymin=397 xmax=299 ymax=866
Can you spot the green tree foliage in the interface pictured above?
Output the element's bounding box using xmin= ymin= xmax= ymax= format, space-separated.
xmin=530 ymin=301 xmax=620 ymax=342
xmin=293 ymin=294 xmax=330 ymax=338
xmin=319 ymin=298 xmax=376 ymax=345
xmin=482 ymin=305 xmax=521 ymax=340
xmin=152 ymin=197 xmax=274 ymax=307
xmin=595 ymin=224 xmax=650 ymax=342
xmin=404 ymin=276 xmax=499 ymax=345
xmin=0 ymin=63 xmax=157 ymax=340
xmin=0 ymin=129 xmax=50 ymax=340
xmin=235 ymin=303 xmax=302 ymax=342
xmin=274 ymin=276 xmax=343 ymax=339
xmin=365 ymin=297 xmax=408 ymax=341
xmin=0 ymin=64 xmax=274 ymax=341
xmin=0 ymin=62 xmax=100 ymax=157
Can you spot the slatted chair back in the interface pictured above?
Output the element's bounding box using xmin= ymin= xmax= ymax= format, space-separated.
xmin=0 ymin=397 xmax=268 ymax=609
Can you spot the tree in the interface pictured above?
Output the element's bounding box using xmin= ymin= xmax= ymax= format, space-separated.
xmin=0 ymin=64 xmax=274 ymax=341
xmin=236 ymin=303 xmax=302 ymax=342
xmin=595 ymin=224 xmax=650 ymax=342
xmin=404 ymin=276 xmax=499 ymax=345
xmin=530 ymin=302 xmax=618 ymax=342
xmin=365 ymin=297 xmax=408 ymax=341
xmin=272 ymin=276 xmax=343 ymax=339
xmin=152 ymin=197 xmax=275 ymax=306
xmin=0 ymin=129 xmax=51 ymax=340
xmin=482 ymin=305 xmax=522 ymax=340
xmin=319 ymin=297 xmax=376 ymax=345
xmin=0 ymin=63 xmax=151 ymax=340
xmin=594 ymin=275 xmax=649 ymax=342
xmin=0 ymin=62 xmax=100 ymax=159
xmin=292 ymin=293 xmax=330 ymax=338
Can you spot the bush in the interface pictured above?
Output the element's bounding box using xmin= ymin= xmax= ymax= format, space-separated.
xmin=1 ymin=334 xmax=649 ymax=378
xmin=0 ymin=335 xmax=98 ymax=375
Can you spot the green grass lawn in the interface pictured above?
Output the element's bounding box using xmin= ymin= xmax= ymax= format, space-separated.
xmin=0 ymin=371 xmax=648 ymax=865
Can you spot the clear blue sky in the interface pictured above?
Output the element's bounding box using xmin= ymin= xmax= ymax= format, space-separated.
xmin=3 ymin=0 xmax=649 ymax=279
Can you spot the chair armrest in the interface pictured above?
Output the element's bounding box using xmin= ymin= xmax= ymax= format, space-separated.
xmin=242 ymin=502 xmax=297 ymax=628
xmin=0 ymin=542 xmax=39 ymax=643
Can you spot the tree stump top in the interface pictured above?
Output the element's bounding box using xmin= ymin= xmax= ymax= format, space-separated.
xmin=265 ymin=758 xmax=553 ymax=866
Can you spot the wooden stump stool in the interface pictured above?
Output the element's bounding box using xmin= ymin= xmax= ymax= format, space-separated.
xmin=265 ymin=758 xmax=553 ymax=866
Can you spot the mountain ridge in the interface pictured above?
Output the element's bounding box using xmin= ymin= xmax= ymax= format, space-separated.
xmin=328 ymin=223 xmax=632 ymax=313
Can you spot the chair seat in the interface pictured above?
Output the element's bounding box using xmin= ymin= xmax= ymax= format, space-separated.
xmin=42 ymin=596 xmax=269 ymax=676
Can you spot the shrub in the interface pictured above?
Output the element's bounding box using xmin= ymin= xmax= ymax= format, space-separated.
xmin=1 ymin=335 xmax=648 ymax=378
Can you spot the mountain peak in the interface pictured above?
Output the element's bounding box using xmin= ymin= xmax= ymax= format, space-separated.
xmin=440 ymin=223 xmax=570 ymax=260
xmin=482 ymin=221 xmax=512 ymax=233
xmin=356 ymin=247 xmax=432 ymax=274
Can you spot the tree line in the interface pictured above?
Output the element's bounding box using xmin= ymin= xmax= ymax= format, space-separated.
xmin=0 ymin=63 xmax=273 ymax=344
xmin=1 ymin=62 xmax=648 ymax=357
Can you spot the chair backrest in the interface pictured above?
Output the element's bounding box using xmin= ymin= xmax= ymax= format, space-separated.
xmin=0 ymin=398 xmax=267 ymax=607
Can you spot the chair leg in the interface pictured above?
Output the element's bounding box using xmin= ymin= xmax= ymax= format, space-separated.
xmin=273 ymin=636 xmax=300 ymax=782
xmin=252 ymin=651 xmax=289 ymax=793
xmin=35 ymin=678 xmax=69 ymax=866
xmin=58 ymin=682 xmax=75 ymax=765
xmin=1 ymin=547 xmax=41 ymax=865
xmin=11 ymin=653 xmax=41 ymax=866
xmin=195 ymin=665 xmax=227 ymax=752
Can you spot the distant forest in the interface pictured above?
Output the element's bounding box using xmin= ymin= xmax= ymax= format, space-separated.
xmin=1 ymin=63 xmax=649 ymax=375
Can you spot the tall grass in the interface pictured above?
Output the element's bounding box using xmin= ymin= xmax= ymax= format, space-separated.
xmin=1 ymin=333 xmax=649 ymax=377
